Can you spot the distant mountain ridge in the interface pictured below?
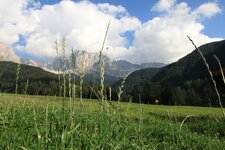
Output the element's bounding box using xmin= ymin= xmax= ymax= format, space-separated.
xmin=0 ymin=44 xmax=165 ymax=78
xmin=51 ymin=50 xmax=165 ymax=77
xmin=103 ymin=60 xmax=164 ymax=77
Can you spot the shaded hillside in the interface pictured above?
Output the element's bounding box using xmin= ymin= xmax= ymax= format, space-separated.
xmin=112 ymin=67 xmax=162 ymax=102
xmin=121 ymin=40 xmax=225 ymax=106
xmin=152 ymin=40 xmax=225 ymax=85
xmin=0 ymin=61 xmax=99 ymax=98
xmin=0 ymin=61 xmax=58 ymax=94
xmin=125 ymin=67 xmax=161 ymax=85
xmin=84 ymin=70 xmax=121 ymax=85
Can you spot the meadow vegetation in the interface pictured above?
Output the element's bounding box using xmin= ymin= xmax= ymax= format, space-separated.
xmin=0 ymin=93 xmax=225 ymax=149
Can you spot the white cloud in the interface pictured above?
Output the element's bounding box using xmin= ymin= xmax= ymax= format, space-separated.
xmin=97 ymin=3 xmax=128 ymax=17
xmin=193 ymin=2 xmax=222 ymax=18
xmin=0 ymin=0 xmax=223 ymax=64
xmin=15 ymin=0 xmax=141 ymax=59
xmin=0 ymin=0 xmax=39 ymax=45
xmin=125 ymin=1 xmax=223 ymax=63
xmin=152 ymin=0 xmax=177 ymax=12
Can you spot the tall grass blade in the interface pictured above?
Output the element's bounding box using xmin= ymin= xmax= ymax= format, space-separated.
xmin=62 ymin=36 xmax=67 ymax=127
xmin=15 ymin=63 xmax=21 ymax=94
xmin=71 ymin=48 xmax=76 ymax=111
xmin=117 ymin=73 xmax=128 ymax=104
xmin=98 ymin=20 xmax=110 ymax=110
xmin=24 ymin=79 xmax=29 ymax=95
xmin=213 ymin=55 xmax=225 ymax=85
xmin=78 ymin=57 xmax=85 ymax=107
xmin=62 ymin=37 xmax=66 ymax=99
xmin=55 ymin=40 xmax=61 ymax=98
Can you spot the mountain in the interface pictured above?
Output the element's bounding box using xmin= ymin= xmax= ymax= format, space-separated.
xmin=52 ymin=50 xmax=165 ymax=77
xmin=51 ymin=50 xmax=99 ymax=72
xmin=0 ymin=61 xmax=101 ymax=98
xmin=112 ymin=67 xmax=161 ymax=96
xmin=0 ymin=61 xmax=58 ymax=94
xmin=120 ymin=40 xmax=225 ymax=106
xmin=151 ymin=40 xmax=225 ymax=85
xmin=0 ymin=45 xmax=119 ymax=85
xmin=0 ymin=43 xmax=20 ymax=62
xmin=0 ymin=43 xmax=165 ymax=80
xmin=103 ymin=60 xmax=164 ymax=77
xmin=0 ymin=43 xmax=55 ymax=73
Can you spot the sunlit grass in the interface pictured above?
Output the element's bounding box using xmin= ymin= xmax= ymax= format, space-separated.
xmin=1 ymin=93 xmax=225 ymax=149
xmin=1 ymin=93 xmax=224 ymax=117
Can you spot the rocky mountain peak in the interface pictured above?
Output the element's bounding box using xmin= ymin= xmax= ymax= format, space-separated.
xmin=74 ymin=50 xmax=100 ymax=70
xmin=0 ymin=43 xmax=20 ymax=63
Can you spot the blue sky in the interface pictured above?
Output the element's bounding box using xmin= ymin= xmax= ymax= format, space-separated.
xmin=38 ymin=0 xmax=225 ymax=38
xmin=0 ymin=0 xmax=225 ymax=63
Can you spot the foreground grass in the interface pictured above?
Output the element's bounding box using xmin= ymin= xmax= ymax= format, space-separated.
xmin=0 ymin=93 xmax=225 ymax=149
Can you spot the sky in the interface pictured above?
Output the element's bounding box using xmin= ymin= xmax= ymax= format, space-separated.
xmin=0 ymin=0 xmax=225 ymax=64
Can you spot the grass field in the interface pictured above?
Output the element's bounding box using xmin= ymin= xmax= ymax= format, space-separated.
xmin=0 ymin=93 xmax=225 ymax=149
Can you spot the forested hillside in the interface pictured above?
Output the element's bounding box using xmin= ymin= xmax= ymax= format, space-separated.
xmin=0 ymin=61 xmax=99 ymax=98
xmin=117 ymin=40 xmax=225 ymax=106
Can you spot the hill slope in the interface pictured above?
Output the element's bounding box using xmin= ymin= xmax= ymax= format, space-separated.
xmin=0 ymin=61 xmax=58 ymax=94
xmin=112 ymin=67 xmax=161 ymax=101
xmin=152 ymin=40 xmax=225 ymax=85
xmin=0 ymin=61 xmax=101 ymax=98
xmin=122 ymin=40 xmax=225 ymax=106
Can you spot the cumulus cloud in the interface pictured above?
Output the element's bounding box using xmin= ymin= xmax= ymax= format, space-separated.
xmin=97 ymin=3 xmax=128 ymax=17
xmin=0 ymin=0 xmax=223 ymax=64
xmin=152 ymin=0 xmax=177 ymax=12
xmin=126 ymin=1 xmax=223 ymax=63
xmin=192 ymin=2 xmax=222 ymax=18
xmin=0 ymin=0 xmax=39 ymax=45
xmin=15 ymin=0 xmax=141 ymax=59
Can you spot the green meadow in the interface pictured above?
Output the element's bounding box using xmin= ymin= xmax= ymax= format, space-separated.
xmin=0 ymin=93 xmax=225 ymax=149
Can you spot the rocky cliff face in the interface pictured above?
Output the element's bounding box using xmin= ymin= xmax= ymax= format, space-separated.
xmin=51 ymin=50 xmax=100 ymax=72
xmin=102 ymin=60 xmax=165 ymax=77
xmin=75 ymin=50 xmax=99 ymax=70
xmin=51 ymin=50 xmax=165 ymax=77
xmin=0 ymin=43 xmax=20 ymax=63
